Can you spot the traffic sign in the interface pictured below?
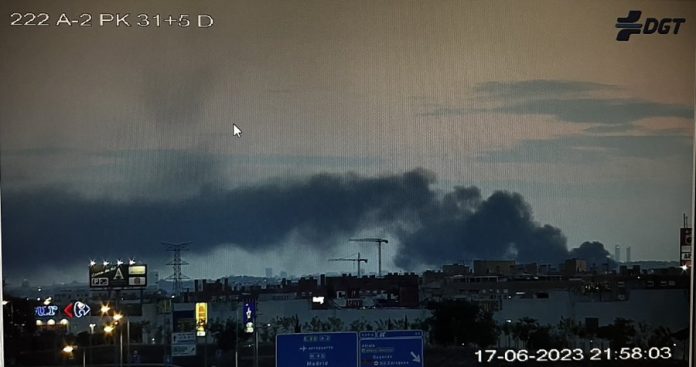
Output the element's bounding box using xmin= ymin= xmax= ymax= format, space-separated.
xmin=171 ymin=344 xmax=196 ymax=357
xmin=277 ymin=332 xmax=359 ymax=367
xmin=359 ymin=330 xmax=424 ymax=367
xmin=172 ymin=332 xmax=196 ymax=357
xmin=172 ymin=332 xmax=196 ymax=345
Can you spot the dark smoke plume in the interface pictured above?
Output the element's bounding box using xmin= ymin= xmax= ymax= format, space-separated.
xmin=2 ymin=169 xmax=613 ymax=277
xmin=568 ymin=241 xmax=616 ymax=268
xmin=393 ymin=186 xmax=569 ymax=269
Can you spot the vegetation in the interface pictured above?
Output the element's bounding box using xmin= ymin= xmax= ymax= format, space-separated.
xmin=427 ymin=300 xmax=497 ymax=347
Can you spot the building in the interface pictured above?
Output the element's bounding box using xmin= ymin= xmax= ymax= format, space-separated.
xmin=473 ymin=260 xmax=515 ymax=276
xmin=442 ymin=263 xmax=469 ymax=276
xmin=614 ymin=245 xmax=621 ymax=263
xmin=563 ymin=259 xmax=588 ymax=276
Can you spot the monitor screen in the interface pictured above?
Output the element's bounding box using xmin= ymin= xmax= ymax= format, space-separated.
xmin=1 ymin=1 xmax=694 ymax=366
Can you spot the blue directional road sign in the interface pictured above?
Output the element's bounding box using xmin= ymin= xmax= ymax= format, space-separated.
xmin=359 ymin=330 xmax=424 ymax=367
xmin=277 ymin=332 xmax=358 ymax=367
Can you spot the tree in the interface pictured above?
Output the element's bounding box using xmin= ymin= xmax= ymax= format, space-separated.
xmin=597 ymin=318 xmax=636 ymax=349
xmin=373 ymin=319 xmax=392 ymax=331
xmin=428 ymin=300 xmax=496 ymax=347
xmin=349 ymin=319 xmax=370 ymax=332
xmin=512 ymin=318 xmax=538 ymax=348
xmin=557 ymin=317 xmax=581 ymax=347
xmin=527 ymin=325 xmax=565 ymax=349
xmin=409 ymin=318 xmax=430 ymax=333
xmin=212 ymin=320 xmax=239 ymax=351
xmin=304 ymin=317 xmax=325 ymax=332
xmin=326 ymin=317 xmax=344 ymax=332
xmin=648 ymin=326 xmax=674 ymax=347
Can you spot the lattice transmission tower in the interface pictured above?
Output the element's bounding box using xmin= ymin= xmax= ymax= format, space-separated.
xmin=163 ymin=242 xmax=191 ymax=296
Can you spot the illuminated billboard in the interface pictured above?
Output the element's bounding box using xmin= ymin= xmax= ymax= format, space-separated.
xmin=195 ymin=302 xmax=208 ymax=336
xmin=89 ymin=263 xmax=147 ymax=288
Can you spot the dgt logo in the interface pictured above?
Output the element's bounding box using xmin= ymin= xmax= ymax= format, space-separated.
xmin=616 ymin=10 xmax=685 ymax=41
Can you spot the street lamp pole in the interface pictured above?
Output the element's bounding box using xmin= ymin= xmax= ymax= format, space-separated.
xmin=104 ymin=324 xmax=115 ymax=366
xmin=254 ymin=326 xmax=259 ymax=367
xmin=120 ymin=328 xmax=124 ymax=367
xmin=88 ymin=324 xmax=95 ymax=367
xmin=113 ymin=313 xmax=125 ymax=367
xmin=126 ymin=318 xmax=130 ymax=366
xmin=235 ymin=304 xmax=239 ymax=367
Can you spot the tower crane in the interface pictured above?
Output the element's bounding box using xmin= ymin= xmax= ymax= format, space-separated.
xmin=328 ymin=253 xmax=368 ymax=277
xmin=349 ymin=238 xmax=388 ymax=277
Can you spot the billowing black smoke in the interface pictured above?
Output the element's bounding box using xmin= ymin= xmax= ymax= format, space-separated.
xmin=393 ymin=186 xmax=569 ymax=269
xmin=2 ymin=169 xmax=613 ymax=276
xmin=569 ymin=241 xmax=616 ymax=268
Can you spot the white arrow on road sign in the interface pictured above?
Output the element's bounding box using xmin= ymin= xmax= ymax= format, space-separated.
xmin=410 ymin=351 xmax=421 ymax=363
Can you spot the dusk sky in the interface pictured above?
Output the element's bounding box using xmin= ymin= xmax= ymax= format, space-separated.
xmin=1 ymin=0 xmax=694 ymax=285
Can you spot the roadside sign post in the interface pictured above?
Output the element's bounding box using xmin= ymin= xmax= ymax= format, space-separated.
xmin=171 ymin=332 xmax=197 ymax=358
xmin=275 ymin=330 xmax=424 ymax=367
xmin=359 ymin=330 xmax=424 ymax=367
xmin=276 ymin=332 xmax=359 ymax=367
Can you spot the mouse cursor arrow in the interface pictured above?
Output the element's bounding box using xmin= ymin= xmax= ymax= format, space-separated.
xmin=233 ymin=124 xmax=242 ymax=138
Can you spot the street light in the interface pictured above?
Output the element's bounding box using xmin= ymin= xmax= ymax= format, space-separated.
xmin=62 ymin=345 xmax=85 ymax=367
xmin=60 ymin=318 xmax=69 ymax=333
xmin=104 ymin=325 xmax=114 ymax=334
xmin=505 ymin=320 xmax=512 ymax=347
xmin=89 ymin=324 xmax=96 ymax=367
xmin=113 ymin=312 xmax=124 ymax=367
xmin=101 ymin=304 xmax=111 ymax=315
xmin=111 ymin=312 xmax=128 ymax=367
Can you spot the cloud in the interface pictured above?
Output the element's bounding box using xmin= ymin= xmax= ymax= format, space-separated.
xmin=474 ymin=80 xmax=617 ymax=99
xmin=486 ymin=98 xmax=692 ymax=126
xmin=421 ymin=79 xmax=693 ymax=128
xmin=477 ymin=134 xmax=692 ymax=163
xmin=0 ymin=147 xmax=383 ymax=200
xmin=143 ymin=65 xmax=217 ymax=128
